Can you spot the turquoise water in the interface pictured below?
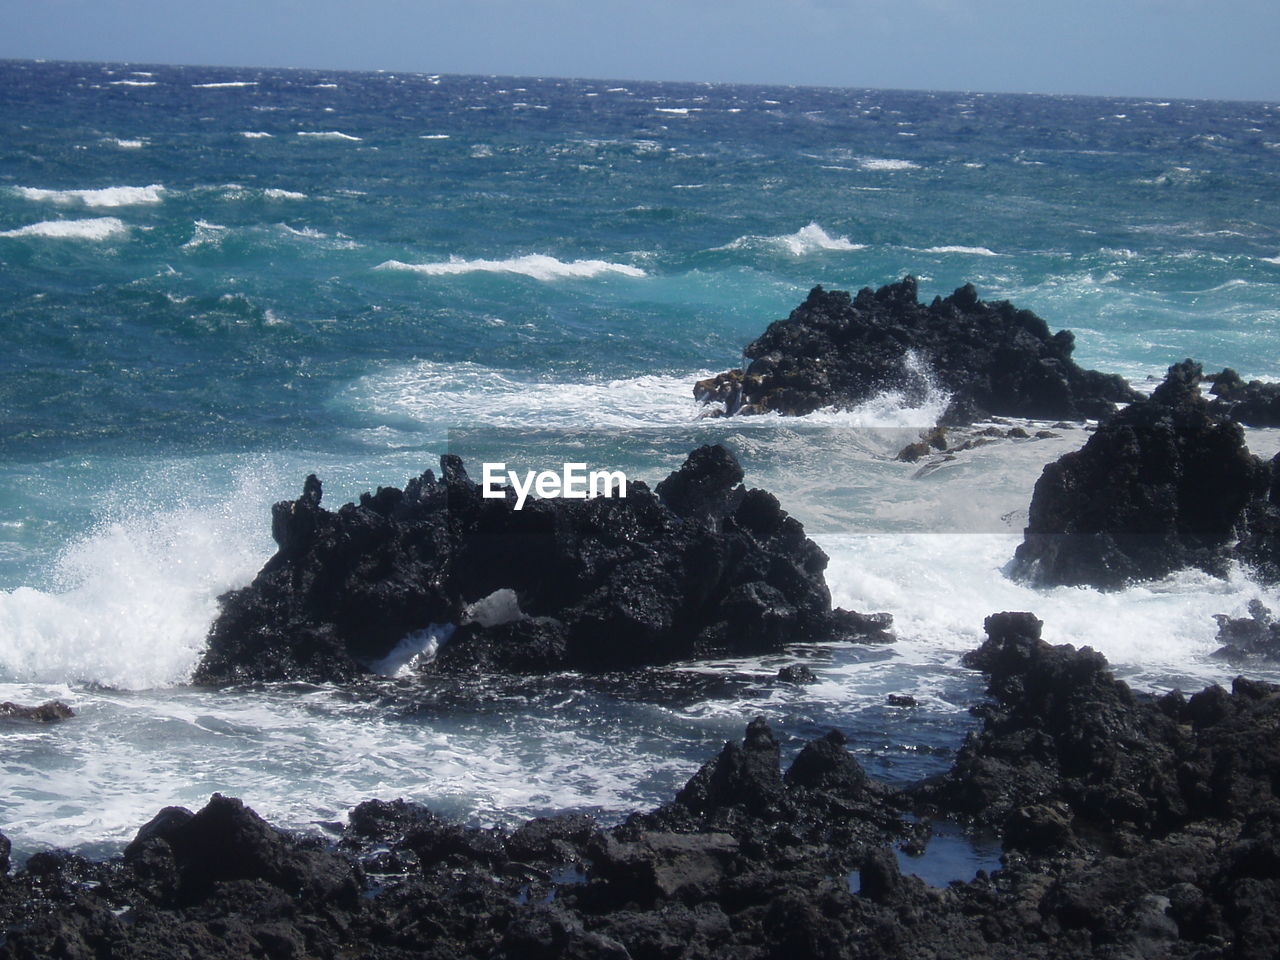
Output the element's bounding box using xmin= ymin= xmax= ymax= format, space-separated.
xmin=1 ymin=60 xmax=1279 ymax=859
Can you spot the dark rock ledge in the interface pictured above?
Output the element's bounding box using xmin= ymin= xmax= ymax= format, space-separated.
xmin=1011 ymin=359 xmax=1280 ymax=590
xmin=6 ymin=612 xmax=1280 ymax=959
xmin=693 ymin=278 xmax=1138 ymax=424
xmin=194 ymin=444 xmax=891 ymax=686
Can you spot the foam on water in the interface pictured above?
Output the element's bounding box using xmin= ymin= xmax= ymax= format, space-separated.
xmin=921 ymin=245 xmax=1000 ymax=257
xmin=0 ymin=472 xmax=273 ymax=690
xmin=240 ymin=131 xmax=274 ymax=138
xmin=14 ymin=184 xmax=164 ymax=207
xmin=718 ymin=222 xmax=867 ymax=255
xmin=296 ymin=131 xmax=362 ymax=141
xmin=858 ymin=157 xmax=921 ymax=171
xmin=375 ymin=254 xmax=647 ymax=280
xmin=192 ymin=81 xmax=258 ymax=89
xmin=0 ymin=217 xmax=129 ymax=240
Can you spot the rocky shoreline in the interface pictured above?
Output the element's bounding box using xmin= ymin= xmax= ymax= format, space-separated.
xmin=3 ymin=613 xmax=1277 ymax=958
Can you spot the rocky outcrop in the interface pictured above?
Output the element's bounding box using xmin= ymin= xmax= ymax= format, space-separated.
xmin=8 ymin=612 xmax=1280 ymax=958
xmin=694 ymin=278 xmax=1137 ymax=423
xmin=0 ymin=701 xmax=74 ymax=722
xmin=1213 ymin=599 xmax=1280 ymax=663
xmin=1010 ymin=360 xmax=1277 ymax=589
xmin=194 ymin=445 xmax=891 ymax=686
xmin=1208 ymin=367 xmax=1280 ymax=427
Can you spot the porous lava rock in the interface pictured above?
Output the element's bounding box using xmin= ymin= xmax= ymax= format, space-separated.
xmin=1208 ymin=367 xmax=1280 ymax=427
xmin=9 ymin=609 xmax=1280 ymax=958
xmin=194 ymin=445 xmax=891 ymax=685
xmin=694 ymin=277 xmax=1137 ymax=422
xmin=1010 ymin=359 xmax=1277 ymax=590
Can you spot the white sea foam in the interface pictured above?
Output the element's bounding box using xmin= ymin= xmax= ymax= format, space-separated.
xmin=858 ymin=157 xmax=920 ymax=171
xmin=719 ymin=222 xmax=866 ymax=256
xmin=920 ymin=245 xmax=1000 ymax=256
xmin=264 ymin=188 xmax=307 ymax=200
xmin=1261 ymin=255 xmax=1280 ymax=265
xmin=375 ymin=254 xmax=646 ymax=280
xmin=108 ymin=80 xmax=155 ymax=87
xmin=14 ymin=184 xmax=164 ymax=207
xmin=296 ymin=130 xmax=362 ymax=141
xmin=192 ymin=80 xmax=257 ymax=89
xmin=0 ymin=473 xmax=272 ymax=689
xmin=240 ymin=131 xmax=274 ymax=139
xmin=104 ymin=137 xmax=147 ymax=149
xmin=0 ymin=218 xmax=129 ymax=240
xmin=181 ymin=220 xmax=228 ymax=250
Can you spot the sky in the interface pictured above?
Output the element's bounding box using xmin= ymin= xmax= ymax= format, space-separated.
xmin=1 ymin=0 xmax=1276 ymax=102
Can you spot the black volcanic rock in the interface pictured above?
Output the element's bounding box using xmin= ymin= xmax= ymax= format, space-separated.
xmin=694 ymin=278 xmax=1137 ymax=422
xmin=8 ymin=631 xmax=1280 ymax=959
xmin=1208 ymin=367 xmax=1280 ymax=427
xmin=194 ymin=445 xmax=891 ymax=685
xmin=1213 ymin=599 xmax=1280 ymax=663
xmin=1010 ymin=360 xmax=1273 ymax=590
xmin=0 ymin=700 xmax=74 ymax=722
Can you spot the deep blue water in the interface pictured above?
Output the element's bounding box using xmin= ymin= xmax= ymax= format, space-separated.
xmin=1 ymin=60 xmax=1278 ymax=860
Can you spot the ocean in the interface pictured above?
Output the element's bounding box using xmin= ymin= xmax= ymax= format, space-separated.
xmin=2 ymin=59 xmax=1279 ymax=863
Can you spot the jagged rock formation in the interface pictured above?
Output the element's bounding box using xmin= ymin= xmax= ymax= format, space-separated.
xmin=1213 ymin=599 xmax=1280 ymax=663
xmin=694 ymin=278 xmax=1137 ymax=423
xmin=8 ymin=612 xmax=1280 ymax=958
xmin=1208 ymin=367 xmax=1280 ymax=427
xmin=1011 ymin=359 xmax=1279 ymax=590
xmin=194 ymin=445 xmax=891 ymax=685
xmin=0 ymin=701 xmax=74 ymax=722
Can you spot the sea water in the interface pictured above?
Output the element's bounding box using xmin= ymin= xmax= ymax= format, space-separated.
xmin=2 ymin=60 xmax=1279 ymax=862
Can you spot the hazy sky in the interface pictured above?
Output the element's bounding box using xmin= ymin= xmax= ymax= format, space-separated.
xmin=2 ymin=0 xmax=1276 ymax=101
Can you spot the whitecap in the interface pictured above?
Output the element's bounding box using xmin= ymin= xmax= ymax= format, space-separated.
xmin=857 ymin=157 xmax=920 ymax=171
xmin=264 ymin=188 xmax=307 ymax=200
xmin=103 ymin=138 xmax=146 ymax=149
xmin=0 ymin=218 xmax=129 ymax=241
xmin=240 ymin=131 xmax=274 ymax=139
xmin=108 ymin=80 xmax=156 ymax=87
xmin=717 ymin=222 xmax=866 ymax=256
xmin=420 ymin=134 xmax=450 ymax=139
xmin=14 ymin=184 xmax=165 ymax=207
xmin=181 ymin=220 xmax=228 ymax=250
xmin=920 ymin=245 xmax=1000 ymax=257
xmin=192 ymin=80 xmax=257 ymax=89
xmin=374 ymin=254 xmax=646 ymax=281
xmin=296 ymin=130 xmax=362 ymax=141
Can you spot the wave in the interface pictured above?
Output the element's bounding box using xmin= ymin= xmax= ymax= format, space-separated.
xmin=375 ymin=254 xmax=646 ymax=281
xmin=108 ymin=79 xmax=156 ymax=87
xmin=0 ymin=473 xmax=272 ymax=689
xmin=0 ymin=217 xmax=128 ymax=240
xmin=920 ymin=245 xmax=1000 ymax=256
xmin=346 ymin=358 xmax=950 ymax=434
xmin=296 ymin=131 xmax=362 ymax=141
xmin=192 ymin=81 xmax=257 ymax=89
xmin=181 ymin=220 xmax=228 ymax=250
xmin=263 ymin=188 xmax=307 ymax=200
xmin=419 ymin=134 xmax=450 ymax=140
xmin=858 ymin=157 xmax=920 ymax=171
xmin=240 ymin=131 xmax=274 ymax=139
xmin=103 ymin=137 xmax=146 ymax=149
xmin=718 ymin=222 xmax=866 ymax=256
xmin=1261 ymin=255 xmax=1280 ymax=266
xmin=14 ymin=184 xmax=164 ymax=207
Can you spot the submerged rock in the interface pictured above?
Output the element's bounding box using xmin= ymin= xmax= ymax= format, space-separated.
xmin=194 ymin=445 xmax=892 ymax=685
xmin=0 ymin=700 xmax=74 ymax=722
xmin=1010 ymin=359 xmax=1276 ymax=590
xmin=694 ymin=277 xmax=1137 ymax=423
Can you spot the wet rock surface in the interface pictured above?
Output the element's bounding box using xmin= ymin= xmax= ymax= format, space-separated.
xmin=1208 ymin=367 xmax=1280 ymax=427
xmin=1213 ymin=599 xmax=1280 ymax=663
xmin=1011 ymin=360 xmax=1280 ymax=590
xmin=194 ymin=445 xmax=892 ymax=686
xmin=0 ymin=701 xmax=74 ymax=722
xmin=694 ymin=278 xmax=1137 ymax=423
xmin=7 ymin=612 xmax=1280 ymax=958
